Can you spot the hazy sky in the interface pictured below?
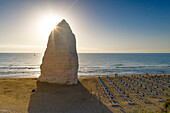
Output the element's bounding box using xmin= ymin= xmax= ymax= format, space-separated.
xmin=0 ymin=0 xmax=170 ymax=53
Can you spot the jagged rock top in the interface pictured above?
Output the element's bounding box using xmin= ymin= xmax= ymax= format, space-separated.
xmin=57 ymin=19 xmax=72 ymax=32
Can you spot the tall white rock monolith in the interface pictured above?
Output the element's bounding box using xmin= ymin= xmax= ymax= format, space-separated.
xmin=38 ymin=19 xmax=78 ymax=85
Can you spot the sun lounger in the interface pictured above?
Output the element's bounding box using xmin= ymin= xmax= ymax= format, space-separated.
xmin=109 ymin=100 xmax=118 ymax=105
xmin=125 ymin=99 xmax=133 ymax=103
xmin=155 ymin=97 xmax=164 ymax=102
xmin=141 ymin=98 xmax=150 ymax=103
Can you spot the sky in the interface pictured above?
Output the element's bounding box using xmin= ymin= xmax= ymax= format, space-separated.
xmin=0 ymin=0 xmax=170 ymax=53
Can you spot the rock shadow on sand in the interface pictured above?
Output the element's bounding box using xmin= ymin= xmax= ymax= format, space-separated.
xmin=28 ymin=81 xmax=112 ymax=113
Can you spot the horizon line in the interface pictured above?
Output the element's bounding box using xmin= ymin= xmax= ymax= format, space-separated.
xmin=0 ymin=52 xmax=170 ymax=54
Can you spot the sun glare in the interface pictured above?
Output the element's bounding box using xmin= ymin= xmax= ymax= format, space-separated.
xmin=39 ymin=15 xmax=62 ymax=37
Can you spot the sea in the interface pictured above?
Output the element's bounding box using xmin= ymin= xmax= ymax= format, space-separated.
xmin=0 ymin=53 xmax=170 ymax=78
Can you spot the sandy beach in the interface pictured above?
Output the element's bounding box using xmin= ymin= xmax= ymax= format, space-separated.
xmin=0 ymin=76 xmax=168 ymax=113
xmin=0 ymin=77 xmax=112 ymax=113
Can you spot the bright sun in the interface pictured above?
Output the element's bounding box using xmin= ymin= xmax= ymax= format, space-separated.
xmin=39 ymin=15 xmax=62 ymax=36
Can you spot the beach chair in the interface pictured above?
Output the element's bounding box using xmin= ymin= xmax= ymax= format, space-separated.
xmin=143 ymin=88 xmax=148 ymax=93
xmin=125 ymin=99 xmax=133 ymax=104
xmin=123 ymin=90 xmax=126 ymax=95
xmin=115 ymin=86 xmax=120 ymax=92
xmin=133 ymin=89 xmax=139 ymax=95
xmin=149 ymin=91 xmax=158 ymax=98
xmin=128 ymin=85 xmax=131 ymax=89
xmin=140 ymin=84 xmax=143 ymax=88
xmin=124 ymin=93 xmax=133 ymax=103
xmin=124 ymin=93 xmax=130 ymax=100
xmin=108 ymin=95 xmax=114 ymax=101
xmin=150 ymin=87 xmax=153 ymax=92
xmin=144 ymin=85 xmax=147 ymax=90
xmin=103 ymin=87 xmax=108 ymax=91
xmin=104 ymin=90 xmax=110 ymax=95
xmin=109 ymin=99 xmax=118 ymax=106
xmin=141 ymin=98 xmax=150 ymax=103
xmin=155 ymin=97 xmax=164 ymax=102
xmin=133 ymin=80 xmax=136 ymax=83
xmin=106 ymin=93 xmax=112 ymax=99
xmin=118 ymin=88 xmax=122 ymax=92
xmin=136 ymin=93 xmax=145 ymax=100
xmin=162 ymin=87 xmax=165 ymax=92
xmin=122 ymin=82 xmax=125 ymax=85
xmin=119 ymin=90 xmax=126 ymax=96
xmin=131 ymin=87 xmax=135 ymax=92
xmin=141 ymin=93 xmax=145 ymax=99
xmin=114 ymin=83 xmax=117 ymax=87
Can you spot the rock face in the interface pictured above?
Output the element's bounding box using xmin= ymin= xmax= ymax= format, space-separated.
xmin=38 ymin=19 xmax=78 ymax=85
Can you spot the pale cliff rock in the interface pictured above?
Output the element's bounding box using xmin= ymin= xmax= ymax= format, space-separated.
xmin=38 ymin=19 xmax=78 ymax=85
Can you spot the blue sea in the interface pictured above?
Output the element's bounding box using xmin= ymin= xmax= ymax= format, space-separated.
xmin=0 ymin=53 xmax=170 ymax=78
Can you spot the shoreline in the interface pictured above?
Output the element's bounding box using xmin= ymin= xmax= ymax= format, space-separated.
xmin=0 ymin=73 xmax=169 ymax=79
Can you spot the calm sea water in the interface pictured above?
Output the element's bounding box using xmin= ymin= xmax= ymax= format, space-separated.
xmin=0 ymin=53 xmax=170 ymax=78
